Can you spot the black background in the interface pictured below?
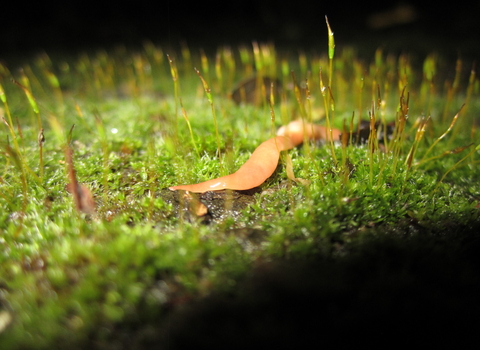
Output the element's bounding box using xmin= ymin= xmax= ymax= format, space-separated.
xmin=1 ymin=1 xmax=479 ymax=59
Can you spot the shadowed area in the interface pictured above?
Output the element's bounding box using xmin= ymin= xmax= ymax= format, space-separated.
xmin=96 ymin=222 xmax=480 ymax=348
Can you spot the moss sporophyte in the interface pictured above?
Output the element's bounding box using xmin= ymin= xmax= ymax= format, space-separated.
xmin=0 ymin=21 xmax=479 ymax=349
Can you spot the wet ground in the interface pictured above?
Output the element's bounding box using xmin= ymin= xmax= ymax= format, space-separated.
xmin=159 ymin=187 xmax=260 ymax=224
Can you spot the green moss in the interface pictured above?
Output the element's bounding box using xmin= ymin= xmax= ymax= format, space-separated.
xmin=0 ymin=40 xmax=479 ymax=348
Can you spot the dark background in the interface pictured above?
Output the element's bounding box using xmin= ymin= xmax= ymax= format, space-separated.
xmin=1 ymin=1 xmax=479 ymax=59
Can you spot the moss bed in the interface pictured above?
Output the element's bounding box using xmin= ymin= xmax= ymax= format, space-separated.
xmin=1 ymin=37 xmax=480 ymax=348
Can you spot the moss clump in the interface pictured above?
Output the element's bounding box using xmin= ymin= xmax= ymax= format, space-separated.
xmin=0 ymin=38 xmax=479 ymax=348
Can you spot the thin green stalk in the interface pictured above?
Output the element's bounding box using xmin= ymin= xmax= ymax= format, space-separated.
xmin=167 ymin=54 xmax=179 ymax=141
xmin=319 ymin=68 xmax=337 ymax=164
xmin=222 ymin=46 xmax=236 ymax=93
xmin=180 ymin=98 xmax=200 ymax=158
xmin=3 ymin=144 xmax=28 ymax=215
xmin=12 ymin=78 xmax=44 ymax=182
xmin=325 ymin=16 xmax=335 ymax=89
xmin=325 ymin=16 xmax=336 ymax=139
xmin=94 ymin=110 xmax=110 ymax=203
xmin=302 ymin=78 xmax=325 ymax=186
xmin=195 ymin=68 xmax=222 ymax=170
xmin=45 ymin=69 xmax=65 ymax=118
xmin=420 ymin=54 xmax=437 ymax=115
xmin=406 ymin=116 xmax=430 ymax=169
xmin=215 ymin=50 xmax=223 ymax=96
xmin=354 ymin=62 xmax=365 ymax=143
xmin=0 ymin=80 xmax=22 ymax=157
xmin=180 ymin=41 xmax=192 ymax=74
xmin=340 ymin=118 xmax=350 ymax=188
xmin=380 ymin=78 xmax=391 ymax=152
xmin=451 ymin=64 xmax=476 ymax=145
xmin=391 ymin=87 xmax=409 ymax=174
xmin=200 ymin=49 xmax=211 ymax=83
xmin=415 ymin=143 xmax=473 ymax=168
xmin=417 ymin=105 xmax=464 ymax=167
xmin=442 ymin=58 xmax=462 ymax=122
xmin=146 ymin=136 xmax=158 ymax=222
xmin=367 ymin=103 xmax=378 ymax=187
xmin=432 ymin=144 xmax=478 ymax=193
xmin=291 ymin=71 xmax=307 ymax=119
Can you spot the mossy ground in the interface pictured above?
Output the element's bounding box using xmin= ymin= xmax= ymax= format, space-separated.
xmin=1 ymin=41 xmax=480 ymax=348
